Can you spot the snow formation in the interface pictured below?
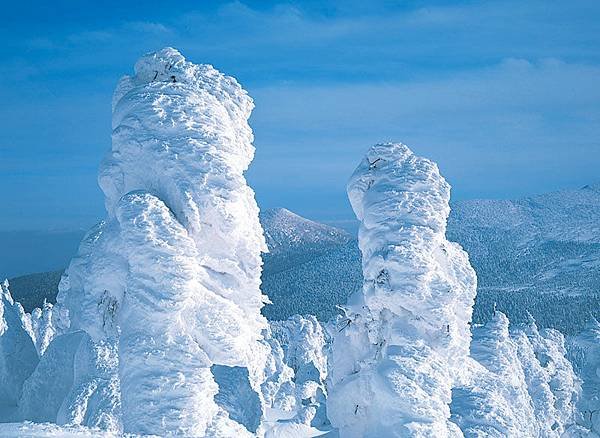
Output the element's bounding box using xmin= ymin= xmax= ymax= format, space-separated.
xmin=328 ymin=143 xmax=477 ymax=437
xmin=0 ymin=281 xmax=39 ymax=420
xmin=573 ymin=318 xmax=600 ymax=434
xmin=270 ymin=315 xmax=329 ymax=427
xmin=451 ymin=312 xmax=580 ymax=437
xmin=49 ymin=47 xmax=270 ymax=436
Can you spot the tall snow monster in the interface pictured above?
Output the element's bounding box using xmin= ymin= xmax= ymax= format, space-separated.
xmin=56 ymin=48 xmax=270 ymax=436
xmin=328 ymin=143 xmax=477 ymax=437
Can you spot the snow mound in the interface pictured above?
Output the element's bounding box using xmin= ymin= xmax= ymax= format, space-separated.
xmin=328 ymin=143 xmax=477 ymax=437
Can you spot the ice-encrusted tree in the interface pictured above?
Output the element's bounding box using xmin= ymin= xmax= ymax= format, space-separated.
xmin=451 ymin=312 xmax=580 ymax=437
xmin=0 ymin=280 xmax=39 ymax=420
xmin=271 ymin=315 xmax=329 ymax=427
xmin=54 ymin=48 xmax=270 ymax=436
xmin=327 ymin=143 xmax=477 ymax=437
xmin=522 ymin=316 xmax=580 ymax=434
xmin=24 ymin=300 xmax=56 ymax=355
xmin=451 ymin=312 xmax=536 ymax=437
xmin=573 ymin=317 xmax=600 ymax=433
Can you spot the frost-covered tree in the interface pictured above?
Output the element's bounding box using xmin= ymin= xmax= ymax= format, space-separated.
xmin=452 ymin=312 xmax=536 ymax=437
xmin=24 ymin=300 xmax=56 ymax=355
xmin=55 ymin=48 xmax=270 ymax=436
xmin=0 ymin=280 xmax=39 ymax=420
xmin=327 ymin=143 xmax=477 ymax=437
xmin=451 ymin=312 xmax=580 ymax=437
xmin=271 ymin=315 xmax=329 ymax=427
xmin=573 ymin=317 xmax=600 ymax=433
xmin=522 ymin=316 xmax=580 ymax=434
xmin=512 ymin=330 xmax=560 ymax=435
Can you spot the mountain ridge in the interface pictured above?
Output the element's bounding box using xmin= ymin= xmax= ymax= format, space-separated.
xmin=7 ymin=183 xmax=600 ymax=332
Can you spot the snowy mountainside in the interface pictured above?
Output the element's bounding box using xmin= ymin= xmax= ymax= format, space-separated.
xmin=261 ymin=241 xmax=361 ymax=321
xmin=7 ymin=184 xmax=600 ymax=332
xmin=450 ymin=184 xmax=600 ymax=333
xmin=260 ymin=208 xmax=351 ymax=276
xmin=262 ymin=184 xmax=600 ymax=330
xmin=261 ymin=208 xmax=350 ymax=254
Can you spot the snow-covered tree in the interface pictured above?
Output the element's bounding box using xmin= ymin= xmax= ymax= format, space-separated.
xmin=451 ymin=312 xmax=580 ymax=437
xmin=522 ymin=316 xmax=580 ymax=434
xmin=512 ymin=330 xmax=560 ymax=435
xmin=54 ymin=48 xmax=270 ymax=435
xmin=24 ymin=300 xmax=57 ymax=355
xmin=0 ymin=280 xmax=38 ymax=420
xmin=271 ymin=315 xmax=329 ymax=427
xmin=327 ymin=143 xmax=477 ymax=437
xmin=452 ymin=312 xmax=536 ymax=436
xmin=573 ymin=317 xmax=600 ymax=434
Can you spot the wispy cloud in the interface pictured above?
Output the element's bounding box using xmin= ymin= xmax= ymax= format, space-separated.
xmin=248 ymin=58 xmax=600 ymax=203
xmin=1 ymin=0 xmax=600 ymax=228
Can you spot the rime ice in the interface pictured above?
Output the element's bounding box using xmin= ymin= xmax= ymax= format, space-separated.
xmin=328 ymin=143 xmax=477 ymax=437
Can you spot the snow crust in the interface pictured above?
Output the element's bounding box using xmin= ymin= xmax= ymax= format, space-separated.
xmin=328 ymin=143 xmax=477 ymax=437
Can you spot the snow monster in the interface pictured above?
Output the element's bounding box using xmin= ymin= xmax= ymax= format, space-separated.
xmin=328 ymin=143 xmax=477 ymax=437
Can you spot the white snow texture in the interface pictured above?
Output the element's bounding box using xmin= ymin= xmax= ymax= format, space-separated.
xmin=54 ymin=47 xmax=269 ymax=436
xmin=327 ymin=143 xmax=477 ymax=437
xmin=451 ymin=313 xmax=580 ymax=437
xmin=0 ymin=48 xmax=593 ymax=438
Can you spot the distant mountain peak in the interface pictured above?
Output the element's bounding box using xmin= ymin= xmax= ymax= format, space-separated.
xmin=259 ymin=207 xmax=351 ymax=253
xmin=580 ymin=182 xmax=600 ymax=192
xmin=260 ymin=207 xmax=299 ymax=222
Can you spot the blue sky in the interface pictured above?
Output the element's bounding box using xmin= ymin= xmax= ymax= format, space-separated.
xmin=2 ymin=0 xmax=600 ymax=231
